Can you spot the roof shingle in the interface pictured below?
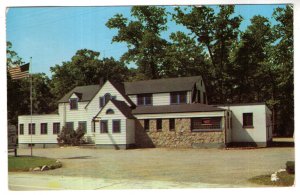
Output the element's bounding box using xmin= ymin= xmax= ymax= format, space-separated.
xmin=132 ymin=104 xmax=225 ymax=115
xmin=124 ymin=76 xmax=202 ymax=95
xmin=58 ymin=85 xmax=101 ymax=103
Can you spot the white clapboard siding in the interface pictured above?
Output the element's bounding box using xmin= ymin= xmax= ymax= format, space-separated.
xmin=126 ymin=119 xmax=135 ymax=144
xmin=135 ymin=111 xmax=225 ymax=119
xmin=128 ymin=95 xmax=137 ymax=105
xmin=218 ymin=104 xmax=268 ymax=143
xmin=86 ymin=81 xmax=131 ymax=120
xmin=18 ymin=114 xmax=61 ymax=144
xmin=153 ymin=93 xmax=170 ymax=105
xmin=94 ymin=101 xmax=127 ymax=145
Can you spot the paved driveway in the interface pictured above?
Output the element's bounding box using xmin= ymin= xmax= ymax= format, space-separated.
xmin=9 ymin=147 xmax=294 ymax=189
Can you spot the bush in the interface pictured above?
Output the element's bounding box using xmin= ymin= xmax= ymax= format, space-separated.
xmin=286 ymin=161 xmax=295 ymax=174
xmin=57 ymin=126 xmax=86 ymax=146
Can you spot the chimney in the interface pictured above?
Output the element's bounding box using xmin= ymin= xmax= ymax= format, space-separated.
xmin=99 ymin=77 xmax=104 ymax=87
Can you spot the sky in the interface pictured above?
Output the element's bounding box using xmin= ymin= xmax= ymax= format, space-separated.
xmin=6 ymin=4 xmax=286 ymax=77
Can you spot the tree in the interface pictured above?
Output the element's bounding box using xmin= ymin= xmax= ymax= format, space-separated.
xmin=272 ymin=5 xmax=294 ymax=135
xmin=106 ymin=6 xmax=168 ymax=79
xmin=161 ymin=31 xmax=209 ymax=78
xmin=50 ymin=49 xmax=129 ymax=100
xmin=173 ymin=5 xmax=242 ymax=103
xmin=231 ymin=15 xmax=274 ymax=102
xmin=57 ymin=126 xmax=86 ymax=146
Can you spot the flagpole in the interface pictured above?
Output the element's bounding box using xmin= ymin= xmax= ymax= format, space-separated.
xmin=30 ymin=57 xmax=33 ymax=157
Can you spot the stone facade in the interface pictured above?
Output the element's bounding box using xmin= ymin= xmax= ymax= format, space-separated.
xmin=135 ymin=118 xmax=225 ymax=148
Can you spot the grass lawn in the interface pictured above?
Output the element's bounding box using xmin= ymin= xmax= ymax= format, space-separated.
xmin=8 ymin=156 xmax=57 ymax=172
xmin=249 ymin=171 xmax=295 ymax=187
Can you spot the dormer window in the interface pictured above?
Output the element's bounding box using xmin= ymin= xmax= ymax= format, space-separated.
xmin=137 ymin=94 xmax=152 ymax=106
xmin=70 ymin=98 xmax=78 ymax=110
xmin=99 ymin=93 xmax=116 ymax=108
xmin=170 ymin=91 xmax=187 ymax=104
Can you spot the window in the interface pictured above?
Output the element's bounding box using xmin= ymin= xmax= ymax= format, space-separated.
xmin=203 ymin=92 xmax=207 ymax=104
xmin=137 ymin=94 xmax=152 ymax=106
xmin=100 ymin=120 xmax=108 ymax=133
xmin=191 ymin=117 xmax=222 ymax=131
xmin=28 ymin=123 xmax=35 ymax=135
xmin=53 ymin=123 xmax=60 ymax=134
xmin=104 ymin=93 xmax=111 ymax=105
xmin=169 ymin=119 xmax=175 ymax=131
xmin=106 ymin=109 xmax=114 ymax=114
xmin=170 ymin=91 xmax=187 ymax=104
xmin=157 ymin=119 xmax=162 ymax=131
xmin=78 ymin=121 xmax=87 ymax=133
xmin=243 ymin=113 xmax=253 ymax=128
xmin=70 ymin=98 xmax=78 ymax=110
xmin=41 ymin=123 xmax=48 ymax=134
xmin=66 ymin=122 xmax=74 ymax=130
xmin=144 ymin=119 xmax=149 ymax=132
xmin=100 ymin=93 xmax=113 ymax=108
xmin=113 ymin=120 xmax=121 ymax=133
xmin=19 ymin=124 xmax=24 ymax=135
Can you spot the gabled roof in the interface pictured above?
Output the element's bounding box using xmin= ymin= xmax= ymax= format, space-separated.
xmin=124 ymin=76 xmax=202 ymax=95
xmin=95 ymin=99 xmax=134 ymax=119
xmin=132 ymin=103 xmax=225 ymax=115
xmin=109 ymin=80 xmax=135 ymax=107
xmin=110 ymin=99 xmax=134 ymax=118
xmin=58 ymin=85 xmax=101 ymax=103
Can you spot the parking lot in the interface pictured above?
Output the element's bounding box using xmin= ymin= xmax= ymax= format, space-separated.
xmin=9 ymin=146 xmax=294 ymax=189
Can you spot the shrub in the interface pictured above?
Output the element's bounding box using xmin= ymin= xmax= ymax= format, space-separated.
xmin=57 ymin=126 xmax=86 ymax=146
xmin=286 ymin=161 xmax=295 ymax=174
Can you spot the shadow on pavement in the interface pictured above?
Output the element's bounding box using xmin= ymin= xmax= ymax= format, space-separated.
xmin=63 ymin=156 xmax=93 ymax=159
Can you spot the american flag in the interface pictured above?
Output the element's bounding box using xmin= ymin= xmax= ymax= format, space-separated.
xmin=8 ymin=63 xmax=30 ymax=79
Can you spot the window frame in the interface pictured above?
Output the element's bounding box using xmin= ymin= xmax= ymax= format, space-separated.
xmin=28 ymin=123 xmax=36 ymax=135
xmin=144 ymin=119 xmax=149 ymax=132
xmin=243 ymin=113 xmax=254 ymax=128
xmin=69 ymin=98 xmax=78 ymax=110
xmin=112 ymin=120 xmax=121 ymax=133
xmin=53 ymin=122 xmax=60 ymax=134
xmin=40 ymin=123 xmax=48 ymax=135
xmin=19 ymin=124 xmax=24 ymax=135
xmin=66 ymin=122 xmax=74 ymax=131
xmin=106 ymin=109 xmax=115 ymax=114
xmin=169 ymin=118 xmax=175 ymax=131
xmin=137 ymin=94 xmax=153 ymax=106
xmin=100 ymin=93 xmax=113 ymax=108
xmin=100 ymin=120 xmax=108 ymax=133
xmin=191 ymin=117 xmax=222 ymax=132
xmin=156 ymin=119 xmax=162 ymax=132
xmin=203 ymin=92 xmax=207 ymax=104
xmin=78 ymin=121 xmax=87 ymax=133
xmin=170 ymin=91 xmax=187 ymax=104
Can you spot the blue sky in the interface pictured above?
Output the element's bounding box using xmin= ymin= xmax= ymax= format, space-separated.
xmin=6 ymin=4 xmax=286 ymax=77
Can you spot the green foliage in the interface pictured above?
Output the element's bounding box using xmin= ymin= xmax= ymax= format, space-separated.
xmin=7 ymin=43 xmax=56 ymax=125
xmin=249 ymin=171 xmax=294 ymax=186
xmin=106 ymin=6 xmax=168 ymax=79
xmin=57 ymin=126 xmax=86 ymax=146
xmin=173 ymin=5 xmax=242 ymax=103
xmin=8 ymin=156 xmax=57 ymax=172
xmin=50 ymin=49 xmax=129 ymax=100
xmin=286 ymin=161 xmax=295 ymax=174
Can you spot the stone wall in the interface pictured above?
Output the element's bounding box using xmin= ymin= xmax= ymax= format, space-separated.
xmin=135 ymin=118 xmax=225 ymax=148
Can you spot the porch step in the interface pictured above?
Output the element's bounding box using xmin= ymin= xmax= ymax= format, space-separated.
xmin=78 ymin=144 xmax=96 ymax=149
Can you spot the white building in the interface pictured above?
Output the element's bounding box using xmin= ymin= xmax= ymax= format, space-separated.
xmin=18 ymin=76 xmax=272 ymax=149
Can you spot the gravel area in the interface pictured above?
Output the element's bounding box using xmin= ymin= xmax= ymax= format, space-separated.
xmin=14 ymin=147 xmax=294 ymax=186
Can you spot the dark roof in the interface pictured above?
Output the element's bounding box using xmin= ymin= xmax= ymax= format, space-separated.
xmin=124 ymin=76 xmax=202 ymax=95
xmin=215 ymin=102 xmax=267 ymax=107
xmin=109 ymin=80 xmax=135 ymax=107
xmin=110 ymin=99 xmax=134 ymax=118
xmin=132 ymin=103 xmax=225 ymax=115
xmin=58 ymin=85 xmax=101 ymax=103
